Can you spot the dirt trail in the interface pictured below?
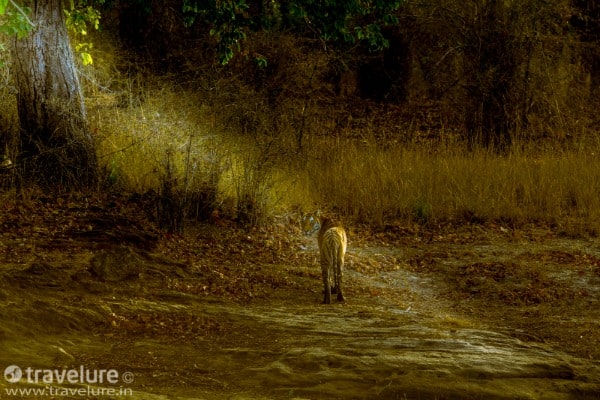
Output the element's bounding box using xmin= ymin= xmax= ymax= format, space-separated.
xmin=0 ymin=213 xmax=599 ymax=399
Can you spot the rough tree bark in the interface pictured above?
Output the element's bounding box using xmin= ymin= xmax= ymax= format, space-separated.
xmin=13 ymin=0 xmax=97 ymax=189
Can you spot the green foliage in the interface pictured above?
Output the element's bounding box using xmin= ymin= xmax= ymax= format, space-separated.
xmin=183 ymin=0 xmax=403 ymax=64
xmin=65 ymin=5 xmax=100 ymax=34
xmin=0 ymin=1 xmax=33 ymax=38
xmin=289 ymin=0 xmax=403 ymax=50
xmin=65 ymin=1 xmax=102 ymax=65
xmin=183 ymin=0 xmax=250 ymax=65
xmin=354 ymin=24 xmax=388 ymax=51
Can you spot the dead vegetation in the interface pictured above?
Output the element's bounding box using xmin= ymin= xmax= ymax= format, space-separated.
xmin=451 ymin=261 xmax=574 ymax=305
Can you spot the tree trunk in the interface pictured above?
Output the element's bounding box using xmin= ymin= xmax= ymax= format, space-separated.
xmin=13 ymin=0 xmax=97 ymax=189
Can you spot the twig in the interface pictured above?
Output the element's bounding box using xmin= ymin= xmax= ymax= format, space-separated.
xmin=9 ymin=0 xmax=35 ymax=29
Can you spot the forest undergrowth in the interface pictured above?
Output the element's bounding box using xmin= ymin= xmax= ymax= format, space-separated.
xmin=1 ymin=25 xmax=599 ymax=236
xmin=85 ymin=78 xmax=600 ymax=237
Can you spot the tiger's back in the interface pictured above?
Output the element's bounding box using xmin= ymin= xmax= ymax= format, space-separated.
xmin=302 ymin=213 xmax=347 ymax=304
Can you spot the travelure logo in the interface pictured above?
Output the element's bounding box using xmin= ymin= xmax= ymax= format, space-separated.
xmin=4 ymin=366 xmax=21 ymax=384
xmin=3 ymin=365 xmax=134 ymax=385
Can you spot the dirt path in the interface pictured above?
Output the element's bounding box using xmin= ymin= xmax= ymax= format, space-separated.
xmin=0 ymin=215 xmax=599 ymax=399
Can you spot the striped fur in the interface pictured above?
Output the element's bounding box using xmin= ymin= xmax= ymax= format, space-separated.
xmin=302 ymin=213 xmax=347 ymax=304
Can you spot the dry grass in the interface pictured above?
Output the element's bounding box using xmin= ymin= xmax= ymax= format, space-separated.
xmin=88 ymin=79 xmax=298 ymax=225
xmin=295 ymin=139 xmax=600 ymax=231
xmin=85 ymin=70 xmax=600 ymax=233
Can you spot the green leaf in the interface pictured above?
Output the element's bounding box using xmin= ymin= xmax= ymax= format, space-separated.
xmin=384 ymin=14 xmax=399 ymax=25
xmin=81 ymin=52 xmax=93 ymax=65
xmin=219 ymin=48 xmax=234 ymax=65
xmin=75 ymin=42 xmax=94 ymax=65
xmin=254 ymin=56 xmax=267 ymax=68
xmin=0 ymin=0 xmax=8 ymax=15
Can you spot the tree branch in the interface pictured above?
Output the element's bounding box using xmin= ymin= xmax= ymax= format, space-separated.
xmin=9 ymin=0 xmax=35 ymax=29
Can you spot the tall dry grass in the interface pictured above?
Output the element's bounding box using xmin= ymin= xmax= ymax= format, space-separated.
xmin=293 ymin=139 xmax=600 ymax=232
xmin=85 ymin=70 xmax=600 ymax=233
xmin=88 ymin=80 xmax=297 ymax=225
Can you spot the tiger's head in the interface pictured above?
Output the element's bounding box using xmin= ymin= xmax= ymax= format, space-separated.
xmin=300 ymin=212 xmax=321 ymax=235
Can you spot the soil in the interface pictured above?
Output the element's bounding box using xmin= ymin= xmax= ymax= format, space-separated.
xmin=0 ymin=193 xmax=599 ymax=399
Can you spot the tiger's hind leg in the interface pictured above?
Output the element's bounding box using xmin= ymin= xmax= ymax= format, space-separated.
xmin=330 ymin=279 xmax=337 ymax=294
xmin=321 ymin=260 xmax=331 ymax=304
xmin=335 ymin=257 xmax=345 ymax=302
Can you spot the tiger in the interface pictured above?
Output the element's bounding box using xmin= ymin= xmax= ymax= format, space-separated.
xmin=301 ymin=211 xmax=347 ymax=304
